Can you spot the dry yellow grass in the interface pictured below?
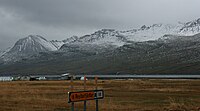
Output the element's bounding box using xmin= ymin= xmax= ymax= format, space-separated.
xmin=0 ymin=79 xmax=200 ymax=111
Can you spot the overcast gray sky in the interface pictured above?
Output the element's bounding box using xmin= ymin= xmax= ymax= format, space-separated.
xmin=0 ymin=0 xmax=200 ymax=51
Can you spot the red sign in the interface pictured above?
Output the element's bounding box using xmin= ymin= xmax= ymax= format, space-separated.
xmin=68 ymin=90 xmax=104 ymax=103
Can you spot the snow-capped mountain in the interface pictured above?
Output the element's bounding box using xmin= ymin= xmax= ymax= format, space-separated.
xmin=119 ymin=18 xmax=200 ymax=42
xmin=179 ymin=18 xmax=200 ymax=35
xmin=0 ymin=35 xmax=58 ymax=62
xmin=118 ymin=18 xmax=200 ymax=42
xmin=11 ymin=35 xmax=57 ymax=53
xmin=2 ymin=18 xmax=200 ymax=74
xmin=2 ymin=18 xmax=200 ymax=64
xmin=120 ymin=23 xmax=183 ymax=42
xmin=2 ymin=33 xmax=200 ymax=75
xmin=68 ymin=18 xmax=200 ymax=46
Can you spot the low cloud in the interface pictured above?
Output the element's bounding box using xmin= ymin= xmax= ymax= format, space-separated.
xmin=0 ymin=0 xmax=200 ymax=50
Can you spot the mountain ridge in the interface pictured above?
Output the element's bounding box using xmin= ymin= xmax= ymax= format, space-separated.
xmin=1 ymin=18 xmax=200 ymax=74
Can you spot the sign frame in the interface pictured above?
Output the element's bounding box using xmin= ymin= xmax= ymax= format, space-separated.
xmin=68 ymin=90 xmax=104 ymax=103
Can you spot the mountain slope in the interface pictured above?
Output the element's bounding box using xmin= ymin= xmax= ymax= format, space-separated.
xmin=0 ymin=47 xmax=11 ymax=57
xmin=50 ymin=40 xmax=64 ymax=49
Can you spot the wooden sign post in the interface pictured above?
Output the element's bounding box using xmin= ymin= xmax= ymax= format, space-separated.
xmin=70 ymin=76 xmax=74 ymax=111
xmin=95 ymin=76 xmax=99 ymax=111
xmin=68 ymin=76 xmax=104 ymax=111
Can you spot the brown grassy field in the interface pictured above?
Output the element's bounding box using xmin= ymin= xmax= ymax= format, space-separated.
xmin=0 ymin=79 xmax=200 ymax=111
